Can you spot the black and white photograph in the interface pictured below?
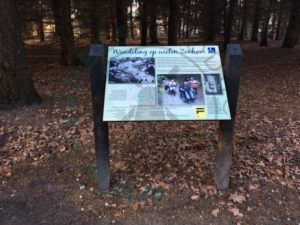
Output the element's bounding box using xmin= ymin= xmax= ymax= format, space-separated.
xmin=157 ymin=74 xmax=205 ymax=106
xmin=203 ymin=74 xmax=223 ymax=95
xmin=109 ymin=57 xmax=155 ymax=84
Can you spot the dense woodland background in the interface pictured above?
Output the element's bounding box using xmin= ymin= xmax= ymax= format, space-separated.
xmin=0 ymin=0 xmax=300 ymax=108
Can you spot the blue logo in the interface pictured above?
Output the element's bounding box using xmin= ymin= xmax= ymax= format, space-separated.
xmin=208 ymin=47 xmax=216 ymax=54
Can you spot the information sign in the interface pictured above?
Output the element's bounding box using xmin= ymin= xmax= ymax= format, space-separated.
xmin=103 ymin=46 xmax=231 ymax=121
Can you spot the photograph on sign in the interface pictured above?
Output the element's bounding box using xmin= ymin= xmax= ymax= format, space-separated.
xmin=103 ymin=46 xmax=231 ymax=121
xmin=157 ymin=74 xmax=205 ymax=106
xmin=109 ymin=57 xmax=155 ymax=84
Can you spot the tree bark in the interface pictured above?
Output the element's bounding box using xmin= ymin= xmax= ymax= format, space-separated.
xmin=149 ymin=0 xmax=159 ymax=44
xmin=129 ymin=1 xmax=135 ymax=39
xmin=238 ymin=0 xmax=249 ymax=40
xmin=185 ymin=0 xmax=191 ymax=39
xmin=282 ymin=0 xmax=300 ymax=48
xmin=224 ymin=0 xmax=237 ymax=46
xmin=115 ymin=0 xmax=127 ymax=46
xmin=140 ymin=0 xmax=148 ymax=45
xmin=0 ymin=0 xmax=41 ymax=108
xmin=90 ymin=0 xmax=101 ymax=43
xmin=52 ymin=0 xmax=78 ymax=65
xmin=204 ymin=0 xmax=216 ymax=41
xmin=251 ymin=0 xmax=260 ymax=41
xmin=275 ymin=0 xmax=284 ymax=40
xmin=260 ymin=0 xmax=272 ymax=46
xmin=168 ymin=0 xmax=179 ymax=45
xmin=37 ymin=17 xmax=45 ymax=42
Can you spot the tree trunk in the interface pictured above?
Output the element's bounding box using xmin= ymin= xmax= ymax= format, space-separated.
xmin=251 ymin=0 xmax=260 ymax=41
xmin=238 ymin=0 xmax=249 ymax=40
xmin=129 ymin=1 xmax=135 ymax=39
xmin=224 ymin=0 xmax=237 ymax=46
xmin=115 ymin=0 xmax=127 ymax=46
xmin=149 ymin=0 xmax=159 ymax=44
xmin=205 ymin=0 xmax=216 ymax=41
xmin=178 ymin=17 xmax=182 ymax=39
xmin=0 ymin=0 xmax=41 ymax=108
xmin=275 ymin=0 xmax=284 ymax=40
xmin=168 ymin=0 xmax=179 ymax=45
xmin=37 ymin=16 xmax=45 ymax=42
xmin=282 ymin=0 xmax=300 ymax=48
xmin=90 ymin=0 xmax=101 ymax=43
xmin=52 ymin=0 xmax=78 ymax=65
xmin=260 ymin=0 xmax=272 ymax=46
xmin=185 ymin=0 xmax=191 ymax=39
xmin=140 ymin=0 xmax=148 ymax=45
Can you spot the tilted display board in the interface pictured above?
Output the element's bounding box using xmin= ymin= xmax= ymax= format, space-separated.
xmin=103 ymin=46 xmax=231 ymax=121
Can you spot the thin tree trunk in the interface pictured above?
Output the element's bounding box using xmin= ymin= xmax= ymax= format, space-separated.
xmin=168 ymin=0 xmax=179 ymax=45
xmin=178 ymin=17 xmax=181 ymax=39
xmin=115 ymin=0 xmax=127 ymax=46
xmin=37 ymin=16 xmax=45 ymax=42
xmin=270 ymin=9 xmax=277 ymax=40
xmin=282 ymin=0 xmax=300 ymax=48
xmin=260 ymin=0 xmax=272 ymax=46
xmin=52 ymin=0 xmax=78 ymax=65
xmin=130 ymin=1 xmax=134 ymax=39
xmin=140 ymin=0 xmax=148 ymax=45
xmin=205 ymin=0 xmax=216 ymax=41
xmin=224 ymin=0 xmax=237 ymax=46
xmin=181 ymin=17 xmax=185 ymax=38
xmin=90 ymin=0 xmax=100 ymax=43
xmin=149 ymin=0 xmax=159 ymax=44
xmin=0 ymin=0 xmax=41 ymax=108
xmin=238 ymin=0 xmax=249 ymax=40
xmin=275 ymin=0 xmax=284 ymax=40
xmin=251 ymin=0 xmax=260 ymax=41
xmin=185 ymin=0 xmax=191 ymax=39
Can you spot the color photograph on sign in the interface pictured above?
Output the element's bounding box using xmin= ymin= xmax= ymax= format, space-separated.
xmin=103 ymin=46 xmax=231 ymax=121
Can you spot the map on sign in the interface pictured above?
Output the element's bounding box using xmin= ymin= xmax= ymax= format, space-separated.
xmin=103 ymin=46 xmax=231 ymax=121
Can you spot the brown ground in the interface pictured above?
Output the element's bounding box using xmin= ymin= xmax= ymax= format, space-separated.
xmin=0 ymin=40 xmax=299 ymax=225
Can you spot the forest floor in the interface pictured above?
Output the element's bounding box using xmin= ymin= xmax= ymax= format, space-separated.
xmin=0 ymin=40 xmax=299 ymax=225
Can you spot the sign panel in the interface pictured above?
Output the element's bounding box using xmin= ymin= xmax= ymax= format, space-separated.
xmin=103 ymin=46 xmax=231 ymax=121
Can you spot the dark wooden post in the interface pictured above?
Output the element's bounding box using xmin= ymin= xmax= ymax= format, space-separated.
xmin=215 ymin=44 xmax=243 ymax=190
xmin=88 ymin=44 xmax=111 ymax=190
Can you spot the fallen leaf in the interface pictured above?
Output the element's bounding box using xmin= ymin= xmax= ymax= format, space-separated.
xmin=191 ymin=195 xmax=199 ymax=201
xmin=211 ymin=208 xmax=220 ymax=217
xmin=228 ymin=207 xmax=243 ymax=218
xmin=229 ymin=192 xmax=246 ymax=203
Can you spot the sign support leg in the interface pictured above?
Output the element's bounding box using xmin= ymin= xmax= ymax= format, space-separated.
xmin=215 ymin=44 xmax=243 ymax=190
xmin=89 ymin=44 xmax=111 ymax=191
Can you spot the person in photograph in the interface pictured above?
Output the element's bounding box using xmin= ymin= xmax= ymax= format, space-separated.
xmin=180 ymin=81 xmax=196 ymax=103
xmin=189 ymin=77 xmax=200 ymax=96
xmin=167 ymin=79 xmax=177 ymax=95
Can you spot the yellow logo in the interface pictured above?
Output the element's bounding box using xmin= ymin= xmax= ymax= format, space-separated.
xmin=196 ymin=107 xmax=206 ymax=118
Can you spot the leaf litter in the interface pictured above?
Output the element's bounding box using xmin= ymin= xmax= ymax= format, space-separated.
xmin=0 ymin=42 xmax=300 ymax=224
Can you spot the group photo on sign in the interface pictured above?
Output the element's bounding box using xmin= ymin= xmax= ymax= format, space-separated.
xmin=157 ymin=74 xmax=205 ymax=106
